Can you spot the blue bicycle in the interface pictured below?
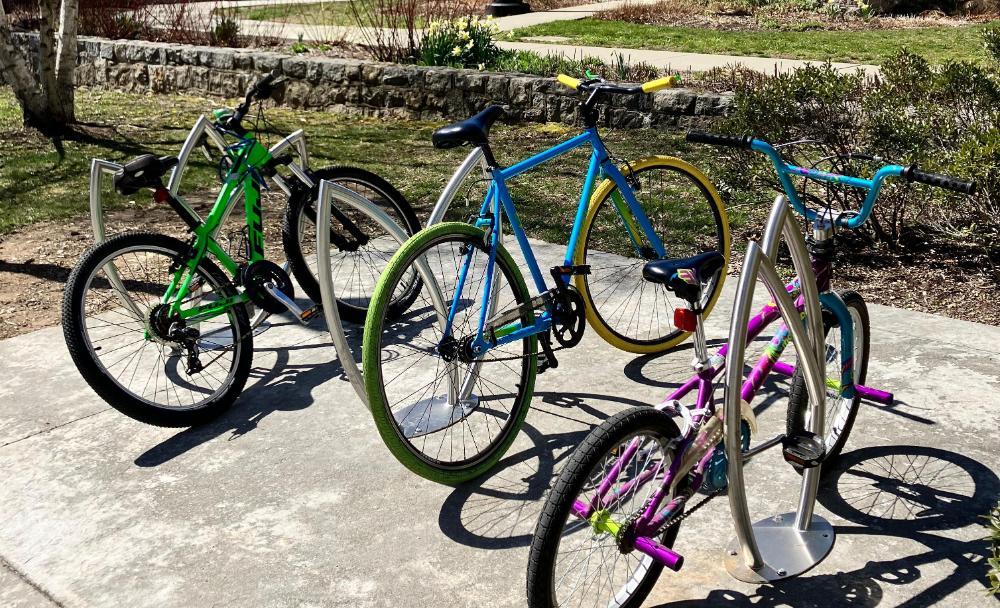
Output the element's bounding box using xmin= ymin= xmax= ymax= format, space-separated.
xmin=362 ymin=74 xmax=730 ymax=483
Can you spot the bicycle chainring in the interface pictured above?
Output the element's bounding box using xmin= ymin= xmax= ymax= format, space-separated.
xmin=552 ymin=287 xmax=586 ymax=348
xmin=242 ymin=259 xmax=294 ymax=314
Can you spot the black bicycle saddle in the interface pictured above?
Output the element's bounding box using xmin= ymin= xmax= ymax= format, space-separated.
xmin=114 ymin=155 xmax=179 ymax=195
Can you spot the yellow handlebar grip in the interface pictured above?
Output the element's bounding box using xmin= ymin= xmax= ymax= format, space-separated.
xmin=642 ymin=75 xmax=680 ymax=93
xmin=557 ymin=74 xmax=582 ymax=91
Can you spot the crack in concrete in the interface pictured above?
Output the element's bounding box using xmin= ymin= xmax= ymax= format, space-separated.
xmin=1 ymin=555 xmax=65 ymax=607
xmin=1 ymin=408 xmax=112 ymax=449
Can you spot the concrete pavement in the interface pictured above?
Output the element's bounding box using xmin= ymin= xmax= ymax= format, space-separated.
xmin=0 ymin=237 xmax=998 ymax=607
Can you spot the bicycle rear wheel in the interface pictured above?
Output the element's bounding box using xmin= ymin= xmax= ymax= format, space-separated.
xmin=575 ymin=156 xmax=729 ymax=353
xmin=62 ymin=231 xmax=253 ymax=427
xmin=362 ymin=222 xmax=537 ymax=484
xmin=527 ymin=407 xmax=683 ymax=608
xmin=282 ymin=166 xmax=421 ymax=323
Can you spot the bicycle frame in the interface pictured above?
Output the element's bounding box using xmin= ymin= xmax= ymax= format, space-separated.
xmin=161 ymin=134 xmax=276 ymax=325
xmin=443 ymin=127 xmax=668 ymax=357
xmin=574 ymin=167 xmax=903 ymax=569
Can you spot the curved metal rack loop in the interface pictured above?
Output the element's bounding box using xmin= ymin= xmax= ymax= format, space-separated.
xmin=315 ymin=181 xmax=449 ymax=409
xmin=723 ymin=195 xmax=835 ymax=583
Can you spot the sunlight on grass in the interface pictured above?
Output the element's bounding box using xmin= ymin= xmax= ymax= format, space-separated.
xmin=0 ymin=87 xmax=736 ymax=245
xmin=511 ymin=19 xmax=995 ymax=65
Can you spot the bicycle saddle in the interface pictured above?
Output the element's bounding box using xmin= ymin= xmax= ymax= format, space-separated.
xmin=432 ymin=105 xmax=504 ymax=150
xmin=114 ymin=155 xmax=179 ymax=195
xmin=643 ymin=251 xmax=726 ymax=302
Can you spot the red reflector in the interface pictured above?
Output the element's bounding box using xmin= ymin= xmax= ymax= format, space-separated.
xmin=153 ymin=188 xmax=170 ymax=204
xmin=674 ymin=308 xmax=697 ymax=332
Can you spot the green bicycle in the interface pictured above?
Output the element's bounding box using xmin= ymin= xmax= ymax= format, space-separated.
xmin=62 ymin=74 xmax=420 ymax=427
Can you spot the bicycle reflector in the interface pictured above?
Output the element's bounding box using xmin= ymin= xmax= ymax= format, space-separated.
xmin=674 ymin=307 xmax=697 ymax=332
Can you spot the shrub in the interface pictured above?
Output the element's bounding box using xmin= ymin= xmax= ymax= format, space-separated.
xmin=420 ymin=16 xmax=502 ymax=69
xmin=210 ymin=15 xmax=240 ymax=47
xmin=492 ymin=50 xmax=662 ymax=82
xmin=712 ymin=40 xmax=1000 ymax=252
xmin=349 ymin=0 xmax=422 ymax=62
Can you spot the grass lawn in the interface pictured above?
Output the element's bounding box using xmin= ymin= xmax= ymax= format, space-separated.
xmin=227 ymin=2 xmax=374 ymax=27
xmin=0 ymin=87 xmax=746 ymax=244
xmin=510 ymin=19 xmax=996 ymax=65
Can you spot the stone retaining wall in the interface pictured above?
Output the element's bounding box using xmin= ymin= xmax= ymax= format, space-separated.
xmin=11 ymin=35 xmax=732 ymax=128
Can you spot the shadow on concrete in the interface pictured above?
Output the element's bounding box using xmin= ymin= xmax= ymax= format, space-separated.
xmin=651 ymin=445 xmax=1000 ymax=608
xmin=133 ymin=319 xmax=352 ymax=468
xmin=437 ymin=390 xmax=651 ymax=550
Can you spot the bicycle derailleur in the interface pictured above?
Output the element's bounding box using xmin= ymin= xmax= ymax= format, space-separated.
xmin=148 ymin=303 xmax=205 ymax=375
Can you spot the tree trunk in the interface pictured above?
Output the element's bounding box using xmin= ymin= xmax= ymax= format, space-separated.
xmin=0 ymin=0 xmax=78 ymax=132
xmin=55 ymin=0 xmax=78 ymax=123
xmin=0 ymin=3 xmax=49 ymax=123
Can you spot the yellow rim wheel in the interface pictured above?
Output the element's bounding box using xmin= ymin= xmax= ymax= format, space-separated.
xmin=573 ymin=156 xmax=731 ymax=354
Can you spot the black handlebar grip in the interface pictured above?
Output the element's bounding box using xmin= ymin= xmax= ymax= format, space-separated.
xmin=685 ymin=131 xmax=754 ymax=150
xmin=903 ymin=166 xmax=977 ymax=195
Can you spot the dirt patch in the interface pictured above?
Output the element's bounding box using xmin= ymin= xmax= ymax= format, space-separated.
xmin=0 ymin=193 xmax=290 ymax=341
xmin=3 ymin=202 xmax=998 ymax=342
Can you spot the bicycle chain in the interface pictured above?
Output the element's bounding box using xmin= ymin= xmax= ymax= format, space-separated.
xmin=468 ymin=343 xmax=571 ymax=364
xmin=660 ymin=485 xmax=725 ymax=532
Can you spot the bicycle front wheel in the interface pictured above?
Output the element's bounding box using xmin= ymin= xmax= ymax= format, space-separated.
xmin=282 ymin=166 xmax=421 ymax=323
xmin=362 ymin=222 xmax=537 ymax=484
xmin=786 ymin=290 xmax=870 ymax=466
xmin=62 ymin=231 xmax=253 ymax=427
xmin=527 ymin=407 xmax=683 ymax=608
xmin=575 ymin=156 xmax=729 ymax=353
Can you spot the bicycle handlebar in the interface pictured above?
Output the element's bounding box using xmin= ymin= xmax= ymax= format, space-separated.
xmin=556 ymin=73 xmax=681 ymax=96
xmin=224 ymin=72 xmax=283 ymax=135
xmin=902 ymin=166 xmax=977 ymax=195
xmin=686 ymin=130 xmax=978 ymax=229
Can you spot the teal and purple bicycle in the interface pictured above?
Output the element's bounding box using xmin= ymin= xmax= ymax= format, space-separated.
xmin=526 ymin=132 xmax=976 ymax=607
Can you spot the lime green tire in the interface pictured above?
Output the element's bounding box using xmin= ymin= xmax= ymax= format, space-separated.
xmin=362 ymin=222 xmax=538 ymax=485
xmin=574 ymin=156 xmax=731 ymax=354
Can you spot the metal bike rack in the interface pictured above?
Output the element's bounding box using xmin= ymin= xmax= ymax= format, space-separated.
xmin=313 ymin=147 xmax=496 ymax=419
xmin=315 ymin=181 xmax=449 ymax=410
xmin=723 ymin=195 xmax=834 ymax=583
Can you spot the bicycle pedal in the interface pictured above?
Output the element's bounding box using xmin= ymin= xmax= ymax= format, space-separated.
xmin=298 ymin=305 xmax=321 ymax=325
xmin=781 ymin=431 xmax=826 ymax=468
xmin=538 ymin=352 xmax=557 ymax=374
xmin=550 ymin=264 xmax=591 ymax=279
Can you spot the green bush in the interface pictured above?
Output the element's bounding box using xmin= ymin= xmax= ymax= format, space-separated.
xmin=210 ymin=16 xmax=240 ymax=47
xmin=712 ymin=35 xmax=1000 ymax=252
xmin=420 ymin=16 xmax=502 ymax=69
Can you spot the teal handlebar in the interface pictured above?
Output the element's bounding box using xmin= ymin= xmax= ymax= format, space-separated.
xmin=686 ymin=131 xmax=976 ymax=231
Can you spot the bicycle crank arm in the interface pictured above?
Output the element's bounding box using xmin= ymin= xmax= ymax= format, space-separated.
xmin=263 ymin=283 xmax=320 ymax=325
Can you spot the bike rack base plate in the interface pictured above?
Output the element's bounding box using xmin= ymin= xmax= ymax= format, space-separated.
xmin=394 ymin=394 xmax=480 ymax=439
xmin=724 ymin=512 xmax=834 ymax=583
